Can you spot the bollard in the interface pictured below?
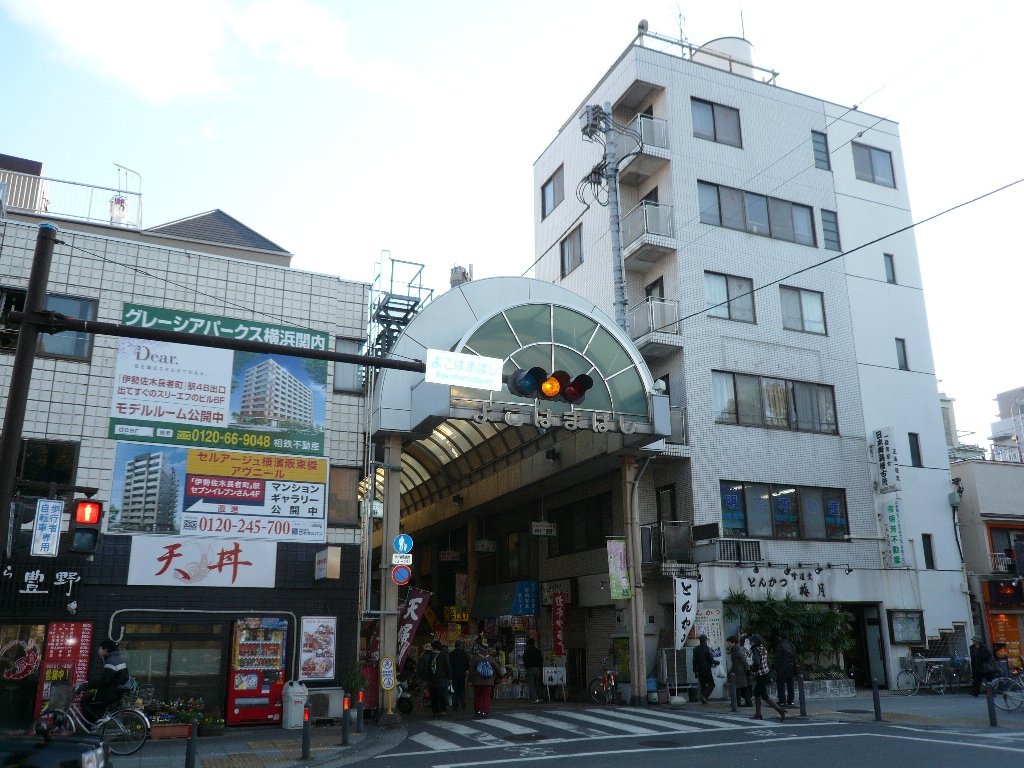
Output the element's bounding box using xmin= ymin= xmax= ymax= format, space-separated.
xmin=798 ymin=674 xmax=807 ymax=717
xmin=301 ymin=705 xmax=312 ymax=759
xmin=729 ymin=672 xmax=738 ymax=712
xmin=986 ymin=682 xmax=998 ymax=727
xmin=341 ymin=696 xmax=350 ymax=746
xmin=356 ymin=688 xmax=364 ymax=734
xmin=871 ymin=678 xmax=882 ymax=722
xmin=184 ymin=716 xmax=199 ymax=768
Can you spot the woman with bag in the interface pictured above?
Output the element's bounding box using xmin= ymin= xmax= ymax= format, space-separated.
xmin=471 ymin=643 xmax=498 ymax=716
xmin=749 ymin=634 xmax=785 ymax=721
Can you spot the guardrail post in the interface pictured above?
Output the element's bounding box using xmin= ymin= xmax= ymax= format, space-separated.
xmin=356 ymin=688 xmax=364 ymax=733
xmin=341 ymin=695 xmax=350 ymax=746
xmin=728 ymin=672 xmax=737 ymax=712
xmin=798 ymin=674 xmax=806 ymax=717
xmin=986 ymin=682 xmax=998 ymax=727
xmin=301 ymin=705 xmax=311 ymax=759
xmin=184 ymin=716 xmax=199 ymax=768
xmin=871 ymin=678 xmax=882 ymax=722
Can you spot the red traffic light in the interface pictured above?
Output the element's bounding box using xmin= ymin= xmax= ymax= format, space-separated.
xmin=562 ymin=374 xmax=594 ymax=404
xmin=75 ymin=500 xmax=101 ymax=525
xmin=70 ymin=499 xmax=104 ymax=553
xmin=507 ymin=368 xmax=594 ymax=404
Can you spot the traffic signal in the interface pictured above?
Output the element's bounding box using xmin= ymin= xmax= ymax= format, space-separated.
xmin=507 ymin=367 xmax=594 ymax=404
xmin=69 ymin=499 xmax=103 ymax=553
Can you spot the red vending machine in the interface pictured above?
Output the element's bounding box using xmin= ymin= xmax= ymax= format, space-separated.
xmin=227 ymin=618 xmax=288 ymax=725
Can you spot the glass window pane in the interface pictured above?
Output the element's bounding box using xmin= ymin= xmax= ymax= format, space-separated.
xmin=745 ymin=483 xmax=773 ymax=538
xmin=792 ymin=381 xmax=820 ymax=432
xmin=793 ymin=205 xmax=815 ymax=246
xmin=692 ymin=100 xmax=715 ymax=140
xmin=780 ymin=287 xmax=803 ymax=331
xmin=744 ymin=193 xmax=770 ymax=236
xmin=467 ymin=313 xmax=520 ymax=360
xmin=823 ymin=489 xmax=848 ymax=540
xmin=586 ymin=326 xmax=631 ymax=376
xmin=505 ymin=304 xmax=551 ymax=348
xmin=821 ymin=210 xmax=840 ymax=251
xmin=607 ymin=367 xmax=647 ymax=415
xmin=712 ymin=371 xmax=736 ymax=422
xmin=872 ymin=149 xmax=895 ymax=187
xmin=727 ymin=275 xmax=754 ymax=322
xmin=771 ymin=486 xmax=799 ymax=538
xmin=769 ymin=198 xmax=794 ymax=241
xmin=705 ymin=272 xmax=729 ymax=318
xmin=735 ymin=374 xmax=763 ymax=426
xmin=553 ymin=166 xmax=564 ymax=207
xmin=333 ymin=338 xmax=362 ymax=393
xmin=698 ymin=182 xmax=721 ymax=226
xmin=853 ymin=144 xmax=874 ymax=181
xmin=817 ymin=385 xmax=837 ymax=434
xmin=762 ymin=378 xmax=789 ymax=428
xmin=552 ymin=306 xmax=598 ymax=354
xmin=800 ymin=487 xmax=826 ymax=539
xmin=896 ymin=338 xmax=908 ymax=370
xmin=720 ymin=188 xmax=745 ymax=230
xmin=800 ymin=291 xmax=825 ymax=334
xmin=40 ymin=296 xmax=95 ymax=358
xmin=714 ymin=104 xmax=741 ymax=146
xmin=720 ymin=481 xmax=747 ymax=537
xmin=812 ymin=131 xmax=830 ymax=170
xmin=884 ymin=254 xmax=897 ymax=284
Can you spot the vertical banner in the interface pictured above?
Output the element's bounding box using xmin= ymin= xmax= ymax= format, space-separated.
xmin=552 ymin=592 xmax=567 ymax=656
xmin=883 ymin=498 xmax=907 ymax=567
xmin=299 ymin=617 xmax=337 ymax=680
xmin=673 ymin=578 xmax=698 ymax=650
xmin=873 ymin=427 xmax=903 ymax=493
xmin=36 ymin=622 xmax=92 ymax=715
xmin=606 ymin=539 xmax=631 ymax=600
xmin=454 ymin=574 xmax=469 ymax=615
xmin=365 ymin=588 xmax=433 ymax=667
xmin=30 ymin=500 xmax=64 ymax=557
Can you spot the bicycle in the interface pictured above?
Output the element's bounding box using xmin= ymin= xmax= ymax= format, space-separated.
xmin=589 ymin=656 xmax=618 ymax=705
xmin=34 ymin=682 xmax=150 ymax=755
xmin=989 ymin=667 xmax=1024 ymax=712
xmin=896 ymin=653 xmax=950 ymax=695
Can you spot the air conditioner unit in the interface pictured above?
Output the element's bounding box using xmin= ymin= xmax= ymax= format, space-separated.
xmin=307 ymin=688 xmax=346 ymax=720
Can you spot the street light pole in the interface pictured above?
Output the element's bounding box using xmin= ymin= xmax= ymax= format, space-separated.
xmin=602 ymin=101 xmax=629 ymax=335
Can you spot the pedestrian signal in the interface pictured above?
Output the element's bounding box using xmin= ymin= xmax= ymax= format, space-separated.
xmin=506 ymin=368 xmax=594 ymax=404
xmin=69 ymin=499 xmax=104 ymax=553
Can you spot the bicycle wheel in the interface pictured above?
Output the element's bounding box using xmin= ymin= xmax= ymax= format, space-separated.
xmin=589 ymin=678 xmax=608 ymax=705
xmin=33 ymin=709 xmax=76 ymax=737
xmin=102 ymin=710 xmax=148 ymax=755
xmin=992 ymin=678 xmax=1024 ymax=712
xmin=928 ymin=669 xmax=947 ymax=695
xmin=895 ymin=670 xmax=919 ymax=695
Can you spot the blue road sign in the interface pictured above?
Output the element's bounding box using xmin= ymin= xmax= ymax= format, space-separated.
xmin=392 ymin=565 xmax=412 ymax=585
xmin=393 ymin=534 xmax=413 ymax=554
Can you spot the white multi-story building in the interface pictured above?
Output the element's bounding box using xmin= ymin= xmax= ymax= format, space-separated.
xmin=117 ymin=451 xmax=179 ymax=532
xmin=533 ymin=29 xmax=970 ymax=686
xmin=990 ymin=385 xmax=1024 ymax=462
xmin=240 ymin=358 xmax=315 ymax=427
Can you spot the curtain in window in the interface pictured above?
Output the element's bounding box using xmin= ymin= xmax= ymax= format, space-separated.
xmin=720 ymin=187 xmax=745 ymax=230
xmin=691 ymin=100 xmax=715 ymax=140
xmin=817 ymin=386 xmax=837 ymax=434
xmin=769 ymin=198 xmax=794 ymax=241
xmin=761 ymin=378 xmax=789 ymax=428
xmin=744 ymin=194 xmax=770 ymax=235
xmin=792 ymin=381 xmax=820 ymax=432
xmin=801 ymin=291 xmax=826 ymax=333
xmin=799 ymin=487 xmax=827 ymax=539
xmin=714 ymin=104 xmax=741 ymax=146
xmin=852 ymin=144 xmax=873 ymax=181
xmin=712 ymin=371 xmax=736 ymax=422
xmin=780 ymin=287 xmax=803 ymax=331
xmin=745 ymin=483 xmax=773 ymax=538
xmin=698 ymin=183 xmax=721 ymax=226
xmin=872 ymin=150 xmax=895 ymax=187
xmin=726 ymin=275 xmax=754 ymax=322
xmin=735 ymin=375 xmax=763 ymax=426
xmin=792 ymin=206 xmax=815 ymax=245
xmin=705 ymin=272 xmax=729 ymax=318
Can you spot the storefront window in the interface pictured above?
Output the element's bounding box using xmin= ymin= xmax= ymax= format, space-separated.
xmin=121 ymin=625 xmax=226 ymax=712
xmin=0 ymin=624 xmax=45 ymax=728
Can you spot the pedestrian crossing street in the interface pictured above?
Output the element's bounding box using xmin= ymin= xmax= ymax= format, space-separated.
xmin=404 ymin=707 xmax=783 ymax=752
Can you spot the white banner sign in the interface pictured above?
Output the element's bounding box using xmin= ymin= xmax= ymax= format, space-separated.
xmin=127 ymin=535 xmax=277 ymax=587
xmin=392 ymin=553 xmax=413 ymax=565
xmin=531 ymin=521 xmax=556 ymax=537
xmin=873 ymin=427 xmax=903 ymax=494
xmin=30 ymin=499 xmax=64 ymax=558
xmin=425 ymin=349 xmax=503 ymax=390
xmin=299 ymin=616 xmax=337 ymax=680
xmin=883 ymin=498 xmax=908 ymax=567
xmin=673 ymin=578 xmax=698 ymax=650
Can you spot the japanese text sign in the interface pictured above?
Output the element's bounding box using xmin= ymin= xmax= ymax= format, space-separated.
xmin=127 ymin=535 xmax=277 ymax=587
xmin=673 ymin=578 xmax=697 ymax=650
xmin=552 ymin=591 xmax=566 ymax=656
xmin=883 ymin=498 xmax=907 ymax=567
xmin=425 ymin=349 xmax=503 ymax=391
xmin=607 ymin=539 xmax=631 ymax=600
xmin=873 ymin=427 xmax=903 ymax=494
xmin=30 ymin=499 xmax=63 ymax=558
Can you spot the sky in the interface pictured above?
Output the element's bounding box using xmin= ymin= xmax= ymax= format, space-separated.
xmin=1 ymin=0 xmax=1021 ymax=451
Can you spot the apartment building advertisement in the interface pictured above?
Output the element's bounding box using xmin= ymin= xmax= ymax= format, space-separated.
xmin=107 ymin=443 xmax=328 ymax=542
xmin=873 ymin=427 xmax=903 ymax=494
xmin=110 ymin=303 xmax=329 ymax=458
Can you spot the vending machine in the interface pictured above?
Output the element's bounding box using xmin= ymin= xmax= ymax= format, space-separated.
xmin=227 ymin=618 xmax=288 ymax=725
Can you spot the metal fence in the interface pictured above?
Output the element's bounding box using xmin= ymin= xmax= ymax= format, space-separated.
xmin=0 ymin=170 xmax=142 ymax=228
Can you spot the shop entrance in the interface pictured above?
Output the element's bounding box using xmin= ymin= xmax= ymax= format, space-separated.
xmin=841 ymin=604 xmax=887 ymax=688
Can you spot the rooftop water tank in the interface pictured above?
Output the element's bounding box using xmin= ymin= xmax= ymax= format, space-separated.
xmin=691 ymin=37 xmax=755 ymax=79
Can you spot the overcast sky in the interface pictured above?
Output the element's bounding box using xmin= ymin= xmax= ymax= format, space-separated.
xmin=1 ymin=0 xmax=1020 ymax=451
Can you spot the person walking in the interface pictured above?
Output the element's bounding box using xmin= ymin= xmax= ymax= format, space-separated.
xmin=774 ymin=631 xmax=797 ymax=707
xmin=727 ymin=635 xmax=752 ymax=707
xmin=472 ymin=643 xmax=499 ymax=716
xmin=692 ymin=634 xmax=718 ymax=704
xmin=970 ymin=634 xmax=997 ymax=697
xmin=427 ymin=640 xmax=452 ymax=716
xmin=523 ymin=638 xmax=544 ymax=703
xmin=448 ymin=640 xmax=470 ymax=711
xmin=749 ymin=634 xmax=785 ymax=721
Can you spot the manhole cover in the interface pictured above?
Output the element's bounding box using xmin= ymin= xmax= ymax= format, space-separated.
xmin=836 ymin=709 xmax=873 ymax=714
xmin=504 ymin=733 xmax=549 ymax=742
xmin=639 ymin=740 xmax=681 ymax=748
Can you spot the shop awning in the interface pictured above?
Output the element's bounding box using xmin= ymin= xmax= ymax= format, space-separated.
xmin=470 ymin=580 xmax=539 ymax=618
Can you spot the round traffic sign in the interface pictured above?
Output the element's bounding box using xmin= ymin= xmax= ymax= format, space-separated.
xmin=392 ymin=565 xmax=412 ymax=585
xmin=393 ymin=534 xmax=414 ymax=554
xmin=380 ymin=656 xmax=396 ymax=691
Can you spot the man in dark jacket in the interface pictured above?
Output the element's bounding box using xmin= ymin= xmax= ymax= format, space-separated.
xmin=692 ymin=634 xmax=717 ymax=704
xmin=970 ymin=634 xmax=996 ymax=697
xmin=427 ymin=640 xmax=452 ymax=715
xmin=774 ymin=631 xmax=798 ymax=706
xmin=448 ymin=640 xmax=470 ymax=710
xmin=523 ymin=638 xmax=544 ymax=703
xmin=77 ymin=639 xmax=129 ymax=724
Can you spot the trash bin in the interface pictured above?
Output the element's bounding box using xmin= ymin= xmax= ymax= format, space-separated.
xmin=282 ymin=681 xmax=308 ymax=730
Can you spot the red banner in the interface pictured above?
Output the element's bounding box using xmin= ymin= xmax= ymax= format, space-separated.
xmin=552 ymin=592 xmax=566 ymax=657
xmin=36 ymin=622 xmax=92 ymax=715
xmin=365 ymin=588 xmax=433 ymax=668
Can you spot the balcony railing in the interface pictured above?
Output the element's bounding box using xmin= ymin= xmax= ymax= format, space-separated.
xmin=992 ymin=553 xmax=1014 ymax=573
xmin=628 ymin=296 xmax=679 ymax=339
xmin=619 ymin=114 xmax=669 ymax=156
xmin=621 ymin=201 xmax=672 ymax=248
xmin=0 ymin=169 xmax=142 ymax=228
xmin=641 ymin=520 xmax=691 ymax=564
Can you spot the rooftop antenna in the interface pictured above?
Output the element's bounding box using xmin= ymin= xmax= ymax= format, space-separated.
xmin=740 ymin=8 xmax=746 ymax=39
xmin=673 ymin=2 xmax=688 ymax=44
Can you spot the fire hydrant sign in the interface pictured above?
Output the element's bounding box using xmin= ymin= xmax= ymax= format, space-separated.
xmin=425 ymin=349 xmax=503 ymax=391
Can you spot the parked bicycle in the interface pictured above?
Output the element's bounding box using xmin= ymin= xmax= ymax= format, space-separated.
xmin=589 ymin=656 xmax=618 ymax=705
xmin=989 ymin=666 xmax=1024 ymax=712
xmin=34 ymin=682 xmax=150 ymax=755
xmin=897 ymin=653 xmax=954 ymax=695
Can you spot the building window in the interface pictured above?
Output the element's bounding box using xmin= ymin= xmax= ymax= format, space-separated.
xmin=697 ymin=182 xmax=815 ymax=246
xmin=705 ymin=272 xmax=755 ymax=323
xmin=811 ymin=131 xmax=831 ymax=170
xmin=656 ymin=484 xmax=676 ymax=523
xmin=691 ymin=98 xmax=742 ymax=147
xmin=333 ymin=338 xmax=363 ymax=394
xmin=884 ymin=253 xmax=897 ymax=284
xmin=547 ymin=491 xmax=612 ymax=557
xmin=560 ymin=226 xmax=583 ymax=277
xmin=895 ymin=338 xmax=909 ymax=370
xmin=921 ymin=533 xmax=936 ymax=569
xmin=908 ymin=432 xmax=923 ymax=467
xmin=0 ymin=287 xmax=97 ymax=361
xmin=821 ymin=210 xmax=841 ymax=251
xmin=852 ymin=142 xmax=896 ymax=187
xmin=541 ymin=165 xmax=564 ymax=219
xmin=720 ymin=480 xmax=848 ymax=540
xmin=712 ymin=371 xmax=837 ymax=435
xmin=780 ymin=286 xmax=826 ymax=334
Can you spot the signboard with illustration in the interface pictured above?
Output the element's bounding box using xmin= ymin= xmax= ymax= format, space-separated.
xmin=299 ymin=616 xmax=337 ymax=680
xmin=606 ymin=539 xmax=631 ymax=599
xmin=107 ymin=443 xmax=327 ymax=541
xmin=126 ymin=535 xmax=277 ymax=587
xmin=110 ymin=304 xmax=329 ymax=457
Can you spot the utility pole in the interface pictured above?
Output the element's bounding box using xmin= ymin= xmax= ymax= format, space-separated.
xmin=378 ymin=435 xmax=403 ymax=724
xmin=602 ymin=101 xmax=629 ymax=335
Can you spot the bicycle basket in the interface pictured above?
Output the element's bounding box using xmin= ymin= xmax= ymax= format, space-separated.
xmin=43 ymin=683 xmax=73 ymax=711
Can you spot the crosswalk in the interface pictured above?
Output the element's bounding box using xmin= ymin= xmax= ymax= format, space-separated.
xmin=398 ymin=707 xmax=783 ymax=753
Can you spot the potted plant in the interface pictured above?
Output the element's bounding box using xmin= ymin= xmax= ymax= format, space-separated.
xmin=198 ymin=713 xmax=226 ymax=737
